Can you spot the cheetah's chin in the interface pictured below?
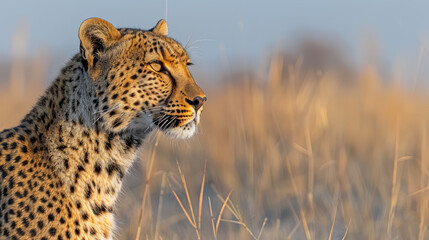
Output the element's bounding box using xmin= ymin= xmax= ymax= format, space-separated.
xmin=163 ymin=119 xmax=197 ymax=139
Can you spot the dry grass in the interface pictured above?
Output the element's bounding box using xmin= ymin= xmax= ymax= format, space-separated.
xmin=1 ymin=46 xmax=429 ymax=240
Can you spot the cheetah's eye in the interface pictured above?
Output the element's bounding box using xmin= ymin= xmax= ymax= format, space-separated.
xmin=148 ymin=61 xmax=163 ymax=72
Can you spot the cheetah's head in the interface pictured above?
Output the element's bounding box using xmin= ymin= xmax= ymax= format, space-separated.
xmin=79 ymin=18 xmax=206 ymax=139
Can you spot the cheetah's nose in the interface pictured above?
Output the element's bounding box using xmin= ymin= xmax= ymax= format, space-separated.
xmin=186 ymin=96 xmax=207 ymax=111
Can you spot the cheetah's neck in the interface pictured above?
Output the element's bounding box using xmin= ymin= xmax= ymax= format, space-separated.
xmin=18 ymin=54 xmax=151 ymax=227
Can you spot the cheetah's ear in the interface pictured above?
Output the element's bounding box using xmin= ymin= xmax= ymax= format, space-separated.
xmin=152 ymin=19 xmax=168 ymax=36
xmin=78 ymin=18 xmax=121 ymax=68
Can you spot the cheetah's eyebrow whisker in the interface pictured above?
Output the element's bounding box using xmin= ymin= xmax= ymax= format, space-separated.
xmin=184 ymin=38 xmax=216 ymax=51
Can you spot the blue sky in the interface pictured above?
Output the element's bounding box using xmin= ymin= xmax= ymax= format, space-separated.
xmin=1 ymin=0 xmax=429 ymax=75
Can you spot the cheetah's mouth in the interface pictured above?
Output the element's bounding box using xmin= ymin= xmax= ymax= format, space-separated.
xmin=152 ymin=108 xmax=202 ymax=139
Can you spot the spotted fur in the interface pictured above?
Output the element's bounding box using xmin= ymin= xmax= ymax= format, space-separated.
xmin=0 ymin=18 xmax=206 ymax=240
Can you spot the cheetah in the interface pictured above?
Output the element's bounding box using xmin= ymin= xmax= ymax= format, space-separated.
xmin=0 ymin=18 xmax=206 ymax=239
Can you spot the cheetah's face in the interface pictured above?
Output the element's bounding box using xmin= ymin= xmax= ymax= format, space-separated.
xmin=79 ymin=18 xmax=206 ymax=139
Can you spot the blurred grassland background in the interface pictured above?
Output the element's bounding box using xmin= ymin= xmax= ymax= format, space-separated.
xmin=2 ymin=3 xmax=429 ymax=239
